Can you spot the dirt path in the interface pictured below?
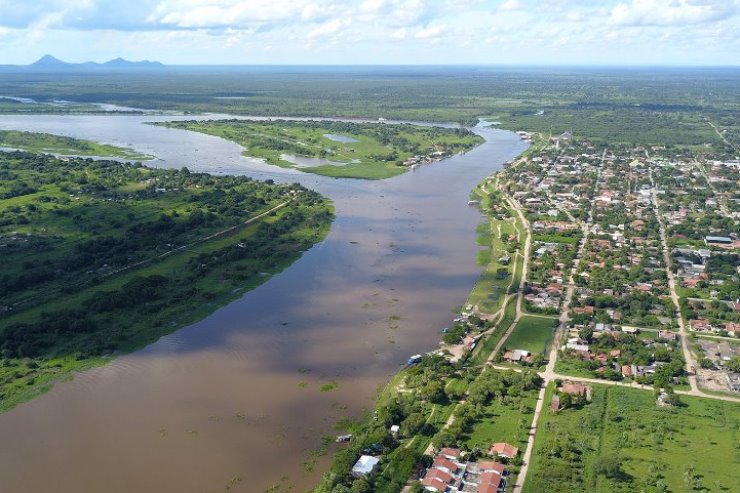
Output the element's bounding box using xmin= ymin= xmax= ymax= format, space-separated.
xmin=649 ymin=168 xmax=700 ymax=393
xmin=511 ymin=161 xmax=602 ymax=493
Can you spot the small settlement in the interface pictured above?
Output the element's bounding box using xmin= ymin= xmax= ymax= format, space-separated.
xmin=419 ymin=446 xmax=518 ymax=493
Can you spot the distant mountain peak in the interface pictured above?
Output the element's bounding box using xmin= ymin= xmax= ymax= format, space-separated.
xmin=31 ymin=54 xmax=70 ymax=67
xmin=102 ymin=57 xmax=164 ymax=68
xmin=26 ymin=55 xmax=164 ymax=70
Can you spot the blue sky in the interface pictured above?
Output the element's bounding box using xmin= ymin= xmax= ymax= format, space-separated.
xmin=0 ymin=0 xmax=738 ymax=65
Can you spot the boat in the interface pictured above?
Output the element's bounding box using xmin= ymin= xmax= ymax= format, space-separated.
xmin=407 ymin=354 xmax=422 ymax=365
xmin=335 ymin=434 xmax=352 ymax=443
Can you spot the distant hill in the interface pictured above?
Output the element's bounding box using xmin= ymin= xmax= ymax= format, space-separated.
xmin=26 ymin=55 xmax=164 ymax=70
xmin=30 ymin=54 xmax=71 ymax=68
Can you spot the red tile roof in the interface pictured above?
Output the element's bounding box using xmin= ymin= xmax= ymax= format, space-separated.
xmin=432 ymin=456 xmax=459 ymax=473
xmin=478 ymin=472 xmax=503 ymax=493
xmin=421 ymin=477 xmax=448 ymax=492
xmin=490 ymin=442 xmax=519 ymax=458
xmin=424 ymin=467 xmax=453 ymax=485
xmin=477 ymin=461 xmax=507 ymax=475
xmin=561 ymin=382 xmax=588 ymax=396
xmin=439 ymin=447 xmax=462 ymax=459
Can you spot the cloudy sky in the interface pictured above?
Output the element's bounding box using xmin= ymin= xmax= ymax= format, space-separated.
xmin=0 ymin=0 xmax=738 ymax=65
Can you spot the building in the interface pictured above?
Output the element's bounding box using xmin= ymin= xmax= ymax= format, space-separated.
xmin=560 ymin=381 xmax=589 ymax=398
xmin=489 ymin=442 xmax=519 ymax=459
xmin=658 ymin=330 xmax=677 ymax=341
xmin=726 ymin=373 xmax=740 ymax=393
xmin=705 ymin=236 xmax=733 ymax=246
xmin=351 ymin=455 xmax=380 ymax=478
xmin=503 ymin=349 xmax=533 ymax=363
xmin=421 ymin=451 xmax=508 ymax=493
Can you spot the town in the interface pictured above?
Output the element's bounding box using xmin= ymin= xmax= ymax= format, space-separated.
xmin=315 ymin=128 xmax=740 ymax=493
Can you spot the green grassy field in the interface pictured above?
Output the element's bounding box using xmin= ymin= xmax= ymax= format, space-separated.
xmin=470 ymin=301 xmax=518 ymax=366
xmin=0 ymin=130 xmax=152 ymax=159
xmin=469 ymin=215 xmax=518 ymax=314
xmin=0 ymin=150 xmax=333 ymax=413
xmin=502 ymin=316 xmax=558 ymax=355
xmin=524 ymin=384 xmax=740 ymax=493
xmin=155 ymin=119 xmax=483 ymax=179
xmin=463 ymin=389 xmax=538 ymax=451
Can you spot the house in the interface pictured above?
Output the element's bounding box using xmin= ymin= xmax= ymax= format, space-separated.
xmin=422 ymin=467 xmax=454 ymax=488
xmin=725 ymin=323 xmax=740 ymax=334
xmin=421 ymin=476 xmax=449 ymax=492
xmin=477 ymin=472 xmax=503 ymax=493
xmin=490 ymin=442 xmax=519 ymax=459
xmin=439 ymin=447 xmax=463 ymax=460
xmin=420 ymin=451 xmax=508 ymax=493
xmin=574 ymin=306 xmax=595 ymax=315
xmin=477 ymin=461 xmax=507 ymax=475
xmin=690 ymin=319 xmax=712 ymax=331
xmin=550 ymin=394 xmax=561 ymax=412
xmin=565 ymin=338 xmax=589 ymax=352
xmin=594 ymin=323 xmax=613 ymax=333
xmin=705 ymin=236 xmax=733 ymax=246
xmin=561 ymin=382 xmax=589 ymax=398
xmin=726 ymin=373 xmax=740 ymax=393
xmin=503 ymin=349 xmax=533 ymax=363
xmin=351 ymin=455 xmax=380 ymax=478
xmin=658 ymin=330 xmax=677 ymax=341
xmin=432 ymin=456 xmax=459 ymax=475
xmin=622 ymin=365 xmax=633 ymax=377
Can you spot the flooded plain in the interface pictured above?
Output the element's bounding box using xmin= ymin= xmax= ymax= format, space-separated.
xmin=0 ymin=114 xmax=526 ymax=493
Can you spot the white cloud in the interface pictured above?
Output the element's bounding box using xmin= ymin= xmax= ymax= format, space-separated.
xmin=609 ymin=0 xmax=739 ymax=26
xmin=359 ymin=0 xmax=388 ymax=14
xmin=307 ymin=18 xmax=346 ymax=39
xmin=391 ymin=27 xmax=407 ymax=40
xmin=414 ymin=24 xmax=445 ymax=39
xmin=498 ymin=0 xmax=522 ymax=11
xmin=0 ymin=0 xmax=739 ymax=65
xmin=148 ymin=0 xmax=309 ymax=28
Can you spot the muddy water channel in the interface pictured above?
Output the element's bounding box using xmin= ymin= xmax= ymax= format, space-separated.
xmin=0 ymin=115 xmax=526 ymax=493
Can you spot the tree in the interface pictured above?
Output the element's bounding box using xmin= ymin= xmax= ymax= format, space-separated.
xmin=402 ymin=412 xmax=426 ymax=436
xmin=594 ymin=455 xmax=625 ymax=479
xmin=350 ymin=479 xmax=371 ymax=493
xmin=579 ymin=326 xmax=593 ymax=341
xmin=420 ymin=381 xmax=446 ymax=404
xmin=725 ymin=357 xmax=740 ymax=373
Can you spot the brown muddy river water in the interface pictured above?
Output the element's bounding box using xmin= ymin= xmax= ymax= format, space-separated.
xmin=0 ymin=115 xmax=526 ymax=493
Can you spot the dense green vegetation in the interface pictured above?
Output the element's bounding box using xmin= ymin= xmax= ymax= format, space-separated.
xmin=0 ymin=150 xmax=333 ymax=412
xmin=155 ymin=119 xmax=483 ymax=179
xmin=524 ymin=384 xmax=740 ymax=493
xmin=467 ymin=179 xmax=523 ymax=314
xmin=0 ymin=130 xmax=151 ymax=160
xmin=311 ymin=356 xmax=541 ymax=493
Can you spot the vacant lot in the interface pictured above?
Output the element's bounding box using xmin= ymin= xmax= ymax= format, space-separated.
xmin=524 ymin=384 xmax=740 ymax=493
xmin=503 ymin=316 xmax=558 ymax=355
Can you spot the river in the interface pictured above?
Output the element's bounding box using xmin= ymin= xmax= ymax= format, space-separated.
xmin=0 ymin=114 xmax=527 ymax=493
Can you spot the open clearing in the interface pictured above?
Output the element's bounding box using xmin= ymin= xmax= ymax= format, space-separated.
xmin=524 ymin=384 xmax=740 ymax=493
